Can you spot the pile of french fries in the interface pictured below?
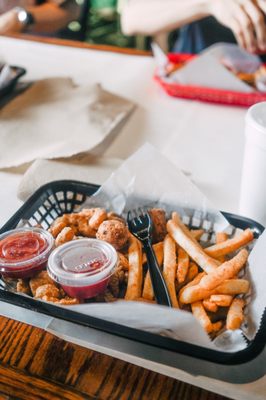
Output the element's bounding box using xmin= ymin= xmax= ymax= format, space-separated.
xmin=125 ymin=211 xmax=254 ymax=335
xmin=13 ymin=207 xmax=254 ymax=336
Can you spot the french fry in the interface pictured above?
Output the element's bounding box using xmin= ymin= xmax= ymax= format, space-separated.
xmin=191 ymin=301 xmax=213 ymax=333
xmin=226 ymin=298 xmax=245 ymax=330
xmin=172 ymin=212 xmax=199 ymax=245
xmin=191 ymin=229 xmax=204 ymax=241
xmin=180 ymin=285 xmax=213 ymax=304
xmin=215 ymin=232 xmax=228 ymax=262
xmin=203 ymin=299 xmax=218 ymax=313
xmin=215 ymin=279 xmax=250 ymax=295
xmin=210 ymin=294 xmax=233 ymax=307
xmin=176 ymin=247 xmax=189 ymax=283
xmin=211 ymin=321 xmax=223 ymax=332
xmin=186 ymin=262 xmax=199 ymax=282
xmin=134 ymin=297 xmax=156 ymax=304
xmin=163 ymin=234 xmax=179 ymax=307
xmin=178 ymin=271 xmax=205 ymax=306
xmin=216 ymin=232 xmax=228 ymax=244
xmin=175 ymin=262 xmax=199 ymax=297
xmin=199 ymin=249 xmax=249 ymax=291
xmin=205 ymin=229 xmax=253 ymax=258
xmin=180 ymin=278 xmax=250 ymax=304
xmin=142 ymin=242 xmax=164 ymax=266
xmin=142 ymin=272 xmax=154 ymax=300
xmin=125 ymin=236 xmax=143 ymax=300
xmin=167 ymin=219 xmax=218 ymax=273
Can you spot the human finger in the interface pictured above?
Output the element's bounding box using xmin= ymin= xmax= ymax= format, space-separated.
xmin=244 ymin=1 xmax=266 ymax=51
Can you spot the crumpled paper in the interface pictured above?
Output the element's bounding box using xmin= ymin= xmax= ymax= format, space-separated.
xmin=153 ymin=42 xmax=261 ymax=92
xmin=0 ymin=78 xmax=135 ymax=169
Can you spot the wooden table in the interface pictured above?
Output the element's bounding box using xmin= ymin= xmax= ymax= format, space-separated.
xmin=0 ymin=34 xmax=257 ymax=400
xmin=0 ymin=315 xmax=229 ymax=400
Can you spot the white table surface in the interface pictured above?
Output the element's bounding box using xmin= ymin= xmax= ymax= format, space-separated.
xmin=0 ymin=36 xmax=247 ymax=226
xmin=0 ymin=37 xmax=265 ymax=400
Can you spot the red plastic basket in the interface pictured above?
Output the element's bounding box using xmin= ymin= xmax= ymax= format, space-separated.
xmin=155 ymin=53 xmax=266 ymax=107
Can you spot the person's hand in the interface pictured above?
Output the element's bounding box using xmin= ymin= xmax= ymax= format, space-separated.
xmin=0 ymin=9 xmax=23 ymax=35
xmin=209 ymin=0 xmax=266 ymax=53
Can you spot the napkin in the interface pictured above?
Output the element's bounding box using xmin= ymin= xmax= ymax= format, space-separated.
xmin=0 ymin=78 xmax=135 ymax=169
xmin=17 ymin=155 xmax=122 ymax=201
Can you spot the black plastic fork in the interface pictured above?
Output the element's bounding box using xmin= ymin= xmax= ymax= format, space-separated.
xmin=127 ymin=209 xmax=172 ymax=307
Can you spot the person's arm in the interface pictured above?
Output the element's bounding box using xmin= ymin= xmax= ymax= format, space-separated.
xmin=0 ymin=1 xmax=80 ymax=35
xmin=27 ymin=1 xmax=81 ymax=33
xmin=121 ymin=0 xmax=266 ymax=53
xmin=121 ymin=0 xmax=210 ymax=36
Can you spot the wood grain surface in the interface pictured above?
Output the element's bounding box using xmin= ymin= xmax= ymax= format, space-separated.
xmin=6 ymin=34 xmax=152 ymax=57
xmin=0 ymin=316 xmax=230 ymax=400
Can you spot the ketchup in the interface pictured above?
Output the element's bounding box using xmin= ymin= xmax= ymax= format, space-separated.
xmin=0 ymin=232 xmax=47 ymax=262
xmin=0 ymin=228 xmax=54 ymax=279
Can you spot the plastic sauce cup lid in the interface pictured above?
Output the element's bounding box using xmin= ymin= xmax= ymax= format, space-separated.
xmin=0 ymin=227 xmax=54 ymax=270
xmin=47 ymin=239 xmax=117 ymax=287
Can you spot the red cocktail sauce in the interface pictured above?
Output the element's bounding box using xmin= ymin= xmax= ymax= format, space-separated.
xmin=0 ymin=228 xmax=54 ymax=278
xmin=47 ymin=239 xmax=117 ymax=299
xmin=0 ymin=232 xmax=47 ymax=262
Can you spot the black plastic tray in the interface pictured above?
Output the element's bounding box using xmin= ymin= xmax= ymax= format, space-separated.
xmin=0 ymin=65 xmax=26 ymax=99
xmin=0 ymin=180 xmax=265 ymax=366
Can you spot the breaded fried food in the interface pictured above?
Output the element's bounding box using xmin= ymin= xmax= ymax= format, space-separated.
xmin=148 ymin=208 xmax=167 ymax=242
xmin=29 ymin=271 xmax=54 ymax=296
xmin=96 ymin=220 xmax=129 ymax=250
xmin=89 ymin=208 xmax=107 ymax=230
xmin=35 ymin=284 xmax=60 ymax=299
xmin=16 ymin=279 xmax=31 ymax=295
xmin=55 ymin=227 xmax=75 ymax=247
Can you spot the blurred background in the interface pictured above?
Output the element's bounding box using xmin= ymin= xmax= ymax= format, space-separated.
xmin=60 ymin=0 xmax=150 ymax=50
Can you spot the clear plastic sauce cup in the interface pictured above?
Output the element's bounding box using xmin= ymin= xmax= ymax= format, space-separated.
xmin=0 ymin=227 xmax=54 ymax=278
xmin=47 ymin=239 xmax=118 ymax=299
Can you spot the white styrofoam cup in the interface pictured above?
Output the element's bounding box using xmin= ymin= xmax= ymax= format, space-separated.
xmin=239 ymin=102 xmax=266 ymax=226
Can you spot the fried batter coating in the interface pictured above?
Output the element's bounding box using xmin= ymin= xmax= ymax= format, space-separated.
xmin=89 ymin=208 xmax=107 ymax=230
xmin=55 ymin=227 xmax=75 ymax=247
xmin=117 ymin=252 xmax=129 ymax=270
xmin=16 ymin=279 xmax=31 ymax=295
xmin=29 ymin=271 xmax=54 ymax=296
xmin=57 ymin=297 xmax=80 ymax=305
xmin=104 ymin=289 xmax=117 ymax=302
xmin=117 ymin=270 xmax=125 ymax=284
xmin=108 ymin=272 xmax=120 ymax=297
xmin=35 ymin=284 xmax=60 ymax=299
xmin=79 ymin=208 xmax=96 ymax=218
xmin=96 ymin=220 xmax=129 ymax=250
xmin=148 ymin=208 xmax=167 ymax=242
xmin=49 ymin=220 xmax=67 ymax=238
xmin=41 ymin=296 xmax=60 ymax=303
xmin=77 ymin=217 xmax=97 ymax=237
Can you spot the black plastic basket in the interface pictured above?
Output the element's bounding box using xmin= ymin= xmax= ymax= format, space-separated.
xmin=0 ymin=180 xmax=265 ymax=366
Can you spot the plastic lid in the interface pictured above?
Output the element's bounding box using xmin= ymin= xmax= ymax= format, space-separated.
xmin=47 ymin=239 xmax=117 ymax=287
xmin=0 ymin=227 xmax=54 ymax=271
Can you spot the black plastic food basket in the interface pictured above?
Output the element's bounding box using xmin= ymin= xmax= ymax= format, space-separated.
xmin=0 ymin=180 xmax=265 ymax=366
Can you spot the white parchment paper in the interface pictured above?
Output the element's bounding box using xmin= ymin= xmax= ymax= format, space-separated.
xmin=55 ymin=143 xmax=265 ymax=352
